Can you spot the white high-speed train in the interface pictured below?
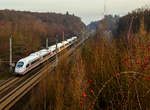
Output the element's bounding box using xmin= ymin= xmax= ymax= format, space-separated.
xmin=15 ymin=36 xmax=77 ymax=75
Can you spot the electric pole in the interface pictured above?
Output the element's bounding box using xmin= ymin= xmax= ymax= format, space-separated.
xmin=62 ymin=32 xmax=65 ymax=46
xmin=55 ymin=35 xmax=58 ymax=66
xmin=82 ymin=31 xmax=84 ymax=43
xmin=46 ymin=37 xmax=48 ymax=48
xmin=9 ymin=35 xmax=12 ymax=73
xmin=63 ymin=32 xmax=64 ymax=41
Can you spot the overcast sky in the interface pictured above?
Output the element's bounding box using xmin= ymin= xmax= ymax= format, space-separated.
xmin=0 ymin=0 xmax=150 ymax=25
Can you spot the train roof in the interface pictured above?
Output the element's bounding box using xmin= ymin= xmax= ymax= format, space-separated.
xmin=18 ymin=55 xmax=39 ymax=64
xmin=49 ymin=44 xmax=56 ymax=48
xmin=38 ymin=49 xmax=49 ymax=57
xmin=30 ymin=52 xmax=40 ymax=57
xmin=57 ymin=43 xmax=63 ymax=48
xmin=62 ymin=41 xmax=68 ymax=45
xmin=48 ymin=45 xmax=56 ymax=52
xmin=67 ymin=38 xmax=73 ymax=42
xmin=71 ymin=36 xmax=77 ymax=40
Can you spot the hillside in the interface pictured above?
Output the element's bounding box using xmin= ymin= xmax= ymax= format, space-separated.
xmin=87 ymin=15 xmax=119 ymax=38
xmin=87 ymin=20 xmax=100 ymax=30
xmin=0 ymin=10 xmax=85 ymax=76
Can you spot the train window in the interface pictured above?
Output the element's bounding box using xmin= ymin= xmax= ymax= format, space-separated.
xmin=26 ymin=64 xmax=29 ymax=68
xmin=43 ymin=54 xmax=47 ymax=58
xmin=17 ymin=62 xmax=24 ymax=68
xmin=31 ymin=59 xmax=39 ymax=65
xmin=31 ymin=60 xmax=36 ymax=65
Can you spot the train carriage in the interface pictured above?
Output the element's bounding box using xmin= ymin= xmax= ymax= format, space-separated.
xmin=15 ymin=36 xmax=78 ymax=75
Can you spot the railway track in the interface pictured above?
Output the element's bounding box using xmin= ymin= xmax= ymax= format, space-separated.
xmin=0 ymin=77 xmax=16 ymax=87
xmin=0 ymin=36 xmax=90 ymax=110
xmin=0 ymin=77 xmax=18 ymax=93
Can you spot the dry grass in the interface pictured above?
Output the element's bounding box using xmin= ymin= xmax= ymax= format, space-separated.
xmin=28 ymin=52 xmax=87 ymax=110
xmin=27 ymin=19 xmax=150 ymax=110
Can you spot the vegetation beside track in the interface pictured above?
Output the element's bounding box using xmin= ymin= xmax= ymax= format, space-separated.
xmin=23 ymin=16 xmax=150 ymax=110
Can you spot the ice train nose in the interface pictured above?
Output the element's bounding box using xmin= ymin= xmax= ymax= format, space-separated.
xmin=15 ymin=67 xmax=23 ymax=73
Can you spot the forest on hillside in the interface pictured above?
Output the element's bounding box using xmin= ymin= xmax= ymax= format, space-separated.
xmin=0 ymin=10 xmax=85 ymax=76
xmin=88 ymin=8 xmax=150 ymax=40
xmin=117 ymin=8 xmax=150 ymax=37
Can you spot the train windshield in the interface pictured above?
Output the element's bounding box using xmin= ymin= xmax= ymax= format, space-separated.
xmin=16 ymin=62 xmax=24 ymax=68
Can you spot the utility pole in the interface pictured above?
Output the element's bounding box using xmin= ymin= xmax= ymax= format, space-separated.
xmin=82 ymin=31 xmax=84 ymax=43
xmin=9 ymin=35 xmax=12 ymax=73
xmin=46 ymin=37 xmax=48 ymax=49
xmin=63 ymin=32 xmax=64 ymax=41
xmin=55 ymin=35 xmax=58 ymax=66
xmin=62 ymin=32 xmax=65 ymax=46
